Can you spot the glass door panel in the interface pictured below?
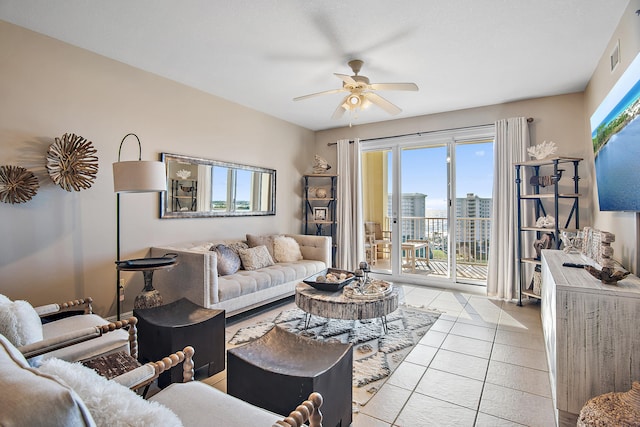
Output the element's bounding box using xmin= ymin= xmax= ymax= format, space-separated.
xmin=400 ymin=145 xmax=450 ymax=278
xmin=454 ymin=140 xmax=493 ymax=284
xmin=362 ymin=149 xmax=395 ymax=274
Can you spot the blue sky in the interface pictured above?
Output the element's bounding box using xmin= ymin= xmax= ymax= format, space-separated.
xmin=397 ymin=142 xmax=494 ymax=211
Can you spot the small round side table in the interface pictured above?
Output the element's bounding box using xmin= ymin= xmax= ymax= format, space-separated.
xmin=116 ymin=255 xmax=178 ymax=309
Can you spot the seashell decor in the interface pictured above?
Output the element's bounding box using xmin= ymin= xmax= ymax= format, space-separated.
xmin=527 ymin=140 xmax=557 ymax=160
xmin=46 ymin=133 xmax=99 ymax=192
xmin=176 ymin=169 xmax=192 ymax=180
xmin=312 ymin=154 xmax=332 ymax=174
xmin=0 ymin=165 xmax=39 ymax=204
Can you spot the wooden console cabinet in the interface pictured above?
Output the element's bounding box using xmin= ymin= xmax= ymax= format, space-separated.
xmin=541 ymin=250 xmax=640 ymax=426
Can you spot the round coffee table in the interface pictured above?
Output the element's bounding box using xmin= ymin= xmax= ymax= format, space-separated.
xmin=295 ymin=282 xmax=399 ymax=333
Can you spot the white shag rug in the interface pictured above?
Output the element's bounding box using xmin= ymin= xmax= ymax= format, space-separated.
xmin=228 ymin=305 xmax=440 ymax=409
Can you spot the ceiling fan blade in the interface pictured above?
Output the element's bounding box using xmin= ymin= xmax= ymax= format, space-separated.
xmin=331 ymin=95 xmax=350 ymax=119
xmin=370 ymin=82 xmax=418 ymax=91
xmin=363 ymin=92 xmax=402 ymax=115
xmin=334 ymin=73 xmax=357 ymax=85
xmin=293 ymin=88 xmax=346 ymax=102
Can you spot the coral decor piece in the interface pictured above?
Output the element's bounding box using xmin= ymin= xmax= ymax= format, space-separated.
xmin=527 ymin=140 xmax=558 ymax=160
xmin=46 ymin=133 xmax=99 ymax=192
xmin=0 ymin=165 xmax=39 ymax=204
xmin=312 ymin=155 xmax=332 ymax=174
xmin=535 ymin=215 xmax=555 ymax=228
xmin=175 ymin=169 xmax=191 ymax=180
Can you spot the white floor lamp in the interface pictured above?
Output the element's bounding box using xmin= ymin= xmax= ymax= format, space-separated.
xmin=112 ymin=133 xmax=166 ymax=320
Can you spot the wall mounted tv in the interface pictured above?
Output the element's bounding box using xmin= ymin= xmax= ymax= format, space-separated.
xmin=590 ymin=53 xmax=640 ymax=211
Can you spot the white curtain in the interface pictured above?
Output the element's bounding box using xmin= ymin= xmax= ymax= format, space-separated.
xmin=487 ymin=117 xmax=530 ymax=300
xmin=336 ymin=138 xmax=364 ymax=270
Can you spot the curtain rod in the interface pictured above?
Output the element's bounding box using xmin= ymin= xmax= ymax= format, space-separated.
xmin=327 ymin=117 xmax=534 ymax=146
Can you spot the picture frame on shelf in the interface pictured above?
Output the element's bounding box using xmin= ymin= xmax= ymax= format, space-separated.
xmin=313 ymin=207 xmax=328 ymax=221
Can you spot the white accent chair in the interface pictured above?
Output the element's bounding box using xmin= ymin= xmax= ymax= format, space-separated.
xmin=0 ymin=294 xmax=137 ymax=365
xmin=0 ymin=333 xmax=323 ymax=427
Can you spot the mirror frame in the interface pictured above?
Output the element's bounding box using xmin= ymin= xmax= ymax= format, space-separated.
xmin=159 ymin=152 xmax=276 ymax=218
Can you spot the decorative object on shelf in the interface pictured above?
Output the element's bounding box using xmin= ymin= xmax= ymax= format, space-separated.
xmin=561 ymin=230 xmax=583 ymax=253
xmin=580 ymin=227 xmax=616 ymax=268
xmin=175 ymin=169 xmax=191 ymax=180
xmin=529 ymin=169 xmax=564 ymax=187
xmin=313 ymin=206 xmax=328 ymax=221
xmin=312 ymin=154 xmax=332 ymax=174
xmin=315 ymin=188 xmax=327 ymax=198
xmin=535 ymin=215 xmax=556 ymax=228
xmin=113 ymin=133 xmax=167 ymax=320
xmin=527 ymin=140 xmax=557 ymax=160
xmin=578 ymin=382 xmax=640 ymax=426
xmin=533 ymin=233 xmax=555 ymax=260
xmin=46 ymin=133 xmax=99 ymax=192
xmin=179 ymin=185 xmax=193 ymax=193
xmin=0 ymin=165 xmax=39 ymax=204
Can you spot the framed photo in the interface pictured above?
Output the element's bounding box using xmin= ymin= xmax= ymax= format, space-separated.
xmin=313 ymin=207 xmax=328 ymax=221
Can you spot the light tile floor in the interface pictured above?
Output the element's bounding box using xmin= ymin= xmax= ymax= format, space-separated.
xmin=204 ymin=283 xmax=555 ymax=427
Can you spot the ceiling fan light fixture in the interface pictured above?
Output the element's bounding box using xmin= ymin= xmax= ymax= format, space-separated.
xmin=348 ymin=94 xmax=361 ymax=107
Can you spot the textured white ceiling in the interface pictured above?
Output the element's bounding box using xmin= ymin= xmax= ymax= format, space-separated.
xmin=0 ymin=1 xmax=630 ymax=131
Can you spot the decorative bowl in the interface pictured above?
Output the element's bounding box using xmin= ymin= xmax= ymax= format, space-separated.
xmin=303 ymin=268 xmax=355 ymax=291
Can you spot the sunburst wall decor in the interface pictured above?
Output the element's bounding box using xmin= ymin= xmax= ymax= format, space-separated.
xmin=0 ymin=165 xmax=39 ymax=204
xmin=46 ymin=133 xmax=99 ymax=192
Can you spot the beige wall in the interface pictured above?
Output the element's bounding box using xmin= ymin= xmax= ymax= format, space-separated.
xmin=584 ymin=0 xmax=640 ymax=273
xmin=0 ymin=21 xmax=315 ymax=316
xmin=315 ymin=92 xmax=592 ymax=230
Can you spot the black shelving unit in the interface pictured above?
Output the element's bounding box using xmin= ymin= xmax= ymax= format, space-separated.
xmin=303 ymin=174 xmax=337 ymax=267
xmin=171 ymin=179 xmax=197 ymax=211
xmin=515 ymin=157 xmax=582 ymax=305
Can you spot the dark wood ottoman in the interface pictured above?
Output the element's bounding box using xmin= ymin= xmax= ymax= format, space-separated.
xmin=134 ymin=298 xmax=225 ymax=388
xmin=227 ymin=326 xmax=352 ymax=427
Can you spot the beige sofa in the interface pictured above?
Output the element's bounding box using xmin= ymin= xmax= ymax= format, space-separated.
xmin=150 ymin=234 xmax=331 ymax=317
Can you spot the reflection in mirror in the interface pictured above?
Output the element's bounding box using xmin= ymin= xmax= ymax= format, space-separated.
xmin=160 ymin=153 xmax=276 ymax=218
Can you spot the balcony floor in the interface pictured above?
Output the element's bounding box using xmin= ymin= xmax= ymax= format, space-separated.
xmin=371 ymin=258 xmax=489 ymax=282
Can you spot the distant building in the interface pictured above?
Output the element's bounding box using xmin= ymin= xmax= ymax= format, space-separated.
xmin=388 ymin=193 xmax=427 ymax=240
xmin=456 ymin=193 xmax=492 ymax=242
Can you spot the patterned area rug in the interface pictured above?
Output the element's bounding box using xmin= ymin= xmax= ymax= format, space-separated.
xmin=228 ymin=305 xmax=440 ymax=408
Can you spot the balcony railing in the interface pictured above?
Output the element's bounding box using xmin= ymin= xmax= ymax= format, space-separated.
xmin=382 ymin=216 xmax=490 ymax=281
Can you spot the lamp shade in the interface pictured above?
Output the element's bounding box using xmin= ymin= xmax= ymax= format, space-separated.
xmin=113 ymin=160 xmax=166 ymax=193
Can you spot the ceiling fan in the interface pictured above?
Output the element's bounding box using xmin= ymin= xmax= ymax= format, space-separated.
xmin=293 ymin=59 xmax=419 ymax=120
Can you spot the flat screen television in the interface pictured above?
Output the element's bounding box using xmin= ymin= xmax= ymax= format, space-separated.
xmin=590 ymin=53 xmax=640 ymax=211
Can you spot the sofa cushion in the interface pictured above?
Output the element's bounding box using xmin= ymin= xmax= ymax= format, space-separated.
xmin=41 ymin=314 xmax=130 ymax=362
xmin=238 ymin=245 xmax=275 ymax=271
xmin=0 ymin=334 xmax=95 ymax=426
xmin=210 ymin=244 xmax=241 ymax=276
xmin=217 ymin=260 xmax=327 ymax=302
xmin=246 ymin=234 xmax=278 ymax=258
xmin=151 ymin=381 xmax=281 ymax=426
xmin=39 ymin=358 xmax=182 ymax=427
xmin=273 ymin=236 xmax=303 ymax=263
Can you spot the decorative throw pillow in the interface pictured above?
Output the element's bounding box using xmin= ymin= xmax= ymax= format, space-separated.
xmin=238 ymin=246 xmax=275 ymax=271
xmin=0 ymin=300 xmax=43 ymax=348
xmin=0 ymin=300 xmax=44 ymax=367
xmin=210 ymin=244 xmax=241 ymax=276
xmin=226 ymin=241 xmax=249 ymax=256
xmin=39 ymin=358 xmax=183 ymax=427
xmin=273 ymin=236 xmax=303 ymax=263
xmin=246 ymin=234 xmax=279 ymax=258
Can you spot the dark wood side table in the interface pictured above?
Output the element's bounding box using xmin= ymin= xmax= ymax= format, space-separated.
xmin=134 ymin=298 xmax=225 ymax=388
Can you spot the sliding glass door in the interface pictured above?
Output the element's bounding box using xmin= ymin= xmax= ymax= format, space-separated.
xmin=361 ymin=126 xmax=494 ymax=287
